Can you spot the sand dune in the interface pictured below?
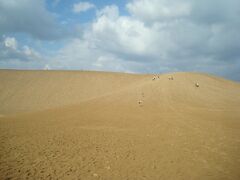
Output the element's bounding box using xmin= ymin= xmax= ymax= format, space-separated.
xmin=0 ymin=70 xmax=240 ymax=179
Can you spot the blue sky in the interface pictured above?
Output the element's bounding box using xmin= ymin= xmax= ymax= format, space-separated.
xmin=0 ymin=0 xmax=240 ymax=81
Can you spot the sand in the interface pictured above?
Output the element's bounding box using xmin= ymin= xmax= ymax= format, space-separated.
xmin=0 ymin=70 xmax=240 ymax=180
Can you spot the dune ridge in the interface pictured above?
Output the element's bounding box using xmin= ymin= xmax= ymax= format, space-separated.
xmin=0 ymin=70 xmax=240 ymax=179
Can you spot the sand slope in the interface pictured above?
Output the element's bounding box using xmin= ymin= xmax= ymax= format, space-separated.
xmin=0 ymin=70 xmax=240 ymax=179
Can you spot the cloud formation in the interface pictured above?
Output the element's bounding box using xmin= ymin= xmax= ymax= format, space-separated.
xmin=0 ymin=0 xmax=64 ymax=40
xmin=0 ymin=36 xmax=45 ymax=69
xmin=60 ymin=0 xmax=239 ymax=79
xmin=127 ymin=0 xmax=191 ymax=21
xmin=73 ymin=2 xmax=95 ymax=13
xmin=4 ymin=37 xmax=18 ymax=50
xmin=0 ymin=0 xmax=240 ymax=80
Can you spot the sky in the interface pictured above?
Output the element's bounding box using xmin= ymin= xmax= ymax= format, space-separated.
xmin=0 ymin=0 xmax=240 ymax=81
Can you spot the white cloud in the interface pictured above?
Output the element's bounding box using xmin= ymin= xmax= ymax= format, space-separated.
xmin=0 ymin=0 xmax=240 ymax=80
xmin=1 ymin=36 xmax=43 ymax=62
xmin=127 ymin=0 xmax=191 ymax=22
xmin=0 ymin=0 xmax=65 ymax=40
xmin=96 ymin=5 xmax=119 ymax=19
xmin=4 ymin=37 xmax=18 ymax=50
xmin=89 ymin=6 xmax=154 ymax=56
xmin=73 ymin=2 xmax=95 ymax=13
xmin=51 ymin=0 xmax=240 ymax=80
xmin=22 ymin=46 xmax=40 ymax=58
xmin=0 ymin=36 xmax=50 ymax=70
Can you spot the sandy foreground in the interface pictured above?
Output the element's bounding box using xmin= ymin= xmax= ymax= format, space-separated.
xmin=0 ymin=70 xmax=240 ymax=180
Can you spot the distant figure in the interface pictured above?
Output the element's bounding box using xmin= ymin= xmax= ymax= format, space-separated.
xmin=138 ymin=100 xmax=143 ymax=106
xmin=157 ymin=75 xmax=160 ymax=79
xmin=152 ymin=77 xmax=156 ymax=81
xmin=168 ymin=76 xmax=174 ymax=80
xmin=44 ymin=64 xmax=51 ymax=70
xmin=195 ymin=83 xmax=199 ymax=87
